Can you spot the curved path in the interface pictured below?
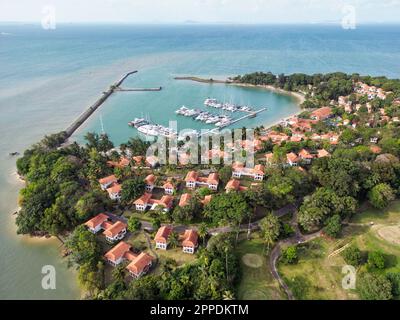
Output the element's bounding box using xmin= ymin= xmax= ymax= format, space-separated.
xmin=269 ymin=209 xmax=322 ymax=300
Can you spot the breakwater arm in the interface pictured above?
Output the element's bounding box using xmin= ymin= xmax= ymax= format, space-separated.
xmin=174 ymin=76 xmax=229 ymax=84
xmin=64 ymin=71 xmax=138 ymax=138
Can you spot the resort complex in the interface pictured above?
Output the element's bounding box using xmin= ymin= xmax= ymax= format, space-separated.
xmin=15 ymin=70 xmax=400 ymax=302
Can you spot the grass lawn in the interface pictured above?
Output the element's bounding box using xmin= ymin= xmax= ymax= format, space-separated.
xmin=123 ymin=210 xmax=153 ymax=223
xmin=278 ymin=238 xmax=358 ymax=300
xmin=351 ymin=200 xmax=400 ymax=225
xmin=278 ymin=199 xmax=400 ymax=300
xmin=235 ymin=234 xmax=285 ymax=300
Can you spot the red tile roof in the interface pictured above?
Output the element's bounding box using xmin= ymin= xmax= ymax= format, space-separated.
xmin=181 ymin=229 xmax=198 ymax=248
xmin=298 ymin=149 xmax=314 ymax=159
xmin=287 ymin=152 xmax=299 ymax=163
xmin=317 ymin=149 xmax=330 ymax=158
xmin=99 ymin=175 xmax=118 ymax=185
xmin=207 ymin=172 xmax=219 ymax=185
xmin=104 ymin=241 xmax=131 ymax=263
xmin=201 ymin=195 xmax=213 ymax=206
xmin=185 ymin=171 xmax=199 ymax=182
xmin=126 ymin=252 xmax=153 ymax=275
xmin=179 ymin=193 xmax=192 ymax=206
xmin=134 ymin=193 xmax=152 ymax=205
xmin=103 ymin=221 xmax=127 ymax=238
xmin=311 ymin=107 xmax=332 ymax=120
xmin=144 ymin=174 xmax=157 ymax=185
xmin=154 ymin=226 xmax=172 ymax=243
xmin=107 ymin=183 xmax=122 ymax=195
xmin=85 ymin=213 xmax=108 ymax=229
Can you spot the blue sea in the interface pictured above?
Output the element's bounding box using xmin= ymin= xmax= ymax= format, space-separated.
xmin=0 ymin=23 xmax=399 ymax=299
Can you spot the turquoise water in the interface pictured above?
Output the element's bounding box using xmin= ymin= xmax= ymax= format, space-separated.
xmin=0 ymin=23 xmax=399 ymax=299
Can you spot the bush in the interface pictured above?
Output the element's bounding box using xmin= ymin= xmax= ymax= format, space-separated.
xmin=368 ymin=183 xmax=395 ymax=209
xmin=324 ymin=214 xmax=342 ymax=238
xmin=281 ymin=246 xmax=298 ymax=264
xmin=341 ymin=245 xmax=363 ymax=266
xmin=289 ymin=276 xmax=310 ymax=299
xmin=357 ymin=273 xmax=392 ymax=300
xmin=367 ymin=251 xmax=386 ymax=270
xmin=386 ymin=272 xmax=400 ymax=297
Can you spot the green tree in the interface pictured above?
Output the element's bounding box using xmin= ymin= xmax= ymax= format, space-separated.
xmin=368 ymin=183 xmax=395 ymax=209
xmin=127 ymin=216 xmax=142 ymax=232
xmin=65 ymin=225 xmax=102 ymax=268
xmin=204 ymin=192 xmax=250 ymax=243
xmin=121 ymin=177 xmax=145 ymax=205
xmin=218 ymin=166 xmax=233 ymax=185
xmin=169 ymin=231 xmax=180 ymax=249
xmin=259 ymin=213 xmax=280 ymax=252
xmin=75 ymin=191 xmax=110 ymax=221
xmin=282 ymin=246 xmax=298 ymax=264
xmin=341 ymin=245 xmax=363 ymax=266
xmin=324 ymin=214 xmax=342 ymax=238
xmin=198 ymin=223 xmax=208 ymax=247
xmin=367 ymin=251 xmax=386 ymax=270
xmin=357 ymin=273 xmax=392 ymax=300
xmin=386 ymin=272 xmax=400 ymax=297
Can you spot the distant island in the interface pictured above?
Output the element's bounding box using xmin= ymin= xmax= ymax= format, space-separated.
xmin=15 ymin=71 xmax=400 ymax=300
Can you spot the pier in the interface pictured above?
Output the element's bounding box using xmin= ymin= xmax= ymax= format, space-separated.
xmin=115 ymin=86 xmax=162 ymax=92
xmin=219 ymin=107 xmax=267 ymax=128
xmin=64 ymin=71 xmax=161 ymax=139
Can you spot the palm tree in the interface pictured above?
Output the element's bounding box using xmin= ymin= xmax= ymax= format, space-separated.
xmin=198 ymin=223 xmax=208 ymax=247
xmin=169 ymin=231 xmax=180 ymax=249
xmin=222 ymin=290 xmax=235 ymax=300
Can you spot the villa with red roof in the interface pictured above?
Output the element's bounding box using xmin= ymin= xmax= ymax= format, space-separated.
xmin=102 ymin=220 xmax=127 ymax=243
xmin=98 ymin=175 xmax=118 ymax=191
xmin=133 ymin=193 xmax=174 ymax=212
xmin=181 ymin=229 xmax=199 ymax=254
xmin=104 ymin=241 xmax=153 ymax=278
xmin=144 ymin=174 xmax=157 ymax=192
xmin=162 ymin=180 xmax=175 ymax=195
xmin=232 ymin=163 xmax=265 ymax=181
xmin=201 ymin=195 xmax=213 ymax=206
xmin=106 ymin=183 xmax=122 ymax=201
xmin=132 ymin=155 xmax=159 ymax=168
xmin=185 ymin=171 xmax=219 ymax=190
xmin=298 ymin=149 xmax=314 ymax=164
xmin=154 ymin=226 xmax=172 ymax=250
xmin=107 ymin=157 xmax=130 ymax=169
xmin=317 ymin=149 xmax=330 ymax=158
xmin=85 ymin=213 xmax=109 ymax=233
xmin=265 ymin=152 xmax=274 ymax=166
xmin=286 ymin=152 xmax=299 ymax=166
xmin=84 ymin=213 xmax=127 ymax=242
xmin=310 ymin=107 xmax=333 ymax=121
xmin=126 ymin=252 xmax=153 ymax=278
xmin=104 ymin=241 xmax=132 ymax=266
xmin=225 ymin=179 xmax=248 ymax=193
xmin=179 ymin=193 xmax=192 ymax=207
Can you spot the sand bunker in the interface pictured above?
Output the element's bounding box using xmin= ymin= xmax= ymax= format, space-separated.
xmin=242 ymin=253 xmax=263 ymax=268
xmin=376 ymin=225 xmax=400 ymax=245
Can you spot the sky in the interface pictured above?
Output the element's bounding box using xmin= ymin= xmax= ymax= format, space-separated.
xmin=0 ymin=0 xmax=399 ymax=24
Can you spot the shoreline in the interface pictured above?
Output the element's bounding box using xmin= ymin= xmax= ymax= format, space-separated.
xmin=174 ymin=75 xmax=305 ymax=128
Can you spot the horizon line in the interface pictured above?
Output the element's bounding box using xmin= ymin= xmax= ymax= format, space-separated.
xmin=1 ymin=21 xmax=400 ymax=26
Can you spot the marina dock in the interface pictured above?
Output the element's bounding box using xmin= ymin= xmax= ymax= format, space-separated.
xmin=220 ymin=107 xmax=267 ymax=128
xmin=115 ymin=87 xmax=162 ymax=92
